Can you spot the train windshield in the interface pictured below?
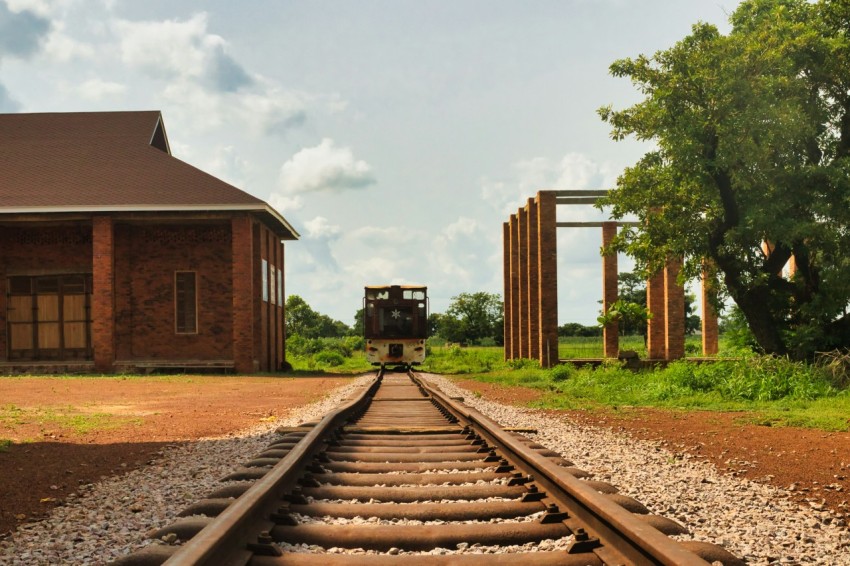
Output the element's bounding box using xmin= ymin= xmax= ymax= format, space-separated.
xmin=366 ymin=289 xmax=390 ymax=300
xmin=379 ymin=306 xmax=414 ymax=337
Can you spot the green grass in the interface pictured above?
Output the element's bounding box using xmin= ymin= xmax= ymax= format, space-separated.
xmin=455 ymin=357 xmax=850 ymax=431
xmin=287 ymin=351 xmax=373 ymax=374
xmin=0 ymin=438 xmax=12 ymax=451
xmin=0 ymin=403 xmax=142 ymax=435
xmin=557 ymin=334 xmax=735 ymax=359
xmin=281 ymin=338 xmax=850 ymax=431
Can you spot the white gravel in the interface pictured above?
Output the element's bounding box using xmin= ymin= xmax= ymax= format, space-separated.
xmin=421 ymin=373 xmax=850 ymax=565
xmin=0 ymin=375 xmax=374 ymax=566
xmin=4 ymin=371 xmax=848 ymax=565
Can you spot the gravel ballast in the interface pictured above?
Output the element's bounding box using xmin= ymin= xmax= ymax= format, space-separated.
xmin=0 ymin=376 xmax=373 ymax=565
xmin=2 ymin=372 xmax=849 ymax=564
xmin=421 ymin=373 xmax=850 ymax=565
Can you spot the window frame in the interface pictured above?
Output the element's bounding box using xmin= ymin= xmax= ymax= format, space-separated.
xmin=174 ymin=271 xmax=198 ymax=335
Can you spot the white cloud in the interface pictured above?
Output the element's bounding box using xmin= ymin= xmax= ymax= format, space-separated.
xmin=76 ymin=77 xmax=125 ymax=100
xmin=277 ymin=138 xmax=376 ymax=194
xmin=108 ymin=14 xmax=312 ymax=138
xmin=304 ymin=216 xmax=341 ymax=239
xmin=428 ymin=217 xmax=499 ymax=290
xmin=42 ymin=22 xmax=94 ymax=61
xmin=114 ymin=13 xmax=251 ymax=91
xmin=0 ymin=1 xmax=50 ymax=58
xmin=268 ymin=194 xmax=303 ymax=214
xmin=203 ymin=145 xmax=249 ymax=188
xmin=483 ymin=152 xmax=617 ymax=215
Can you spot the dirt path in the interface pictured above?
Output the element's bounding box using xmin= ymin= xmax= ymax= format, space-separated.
xmin=0 ymin=375 xmax=352 ymax=536
xmin=453 ymin=378 xmax=850 ymax=524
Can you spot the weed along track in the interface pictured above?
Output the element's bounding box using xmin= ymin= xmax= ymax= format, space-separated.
xmin=114 ymin=371 xmax=743 ymax=565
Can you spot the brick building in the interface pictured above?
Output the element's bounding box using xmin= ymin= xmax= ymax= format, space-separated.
xmin=0 ymin=111 xmax=298 ymax=373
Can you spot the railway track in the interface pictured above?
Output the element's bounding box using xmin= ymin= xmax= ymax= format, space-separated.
xmin=115 ymin=371 xmax=743 ymax=565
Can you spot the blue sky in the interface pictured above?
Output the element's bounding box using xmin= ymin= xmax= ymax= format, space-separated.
xmin=0 ymin=0 xmax=739 ymax=326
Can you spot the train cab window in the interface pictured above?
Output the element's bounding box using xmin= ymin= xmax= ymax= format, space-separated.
xmin=403 ymin=289 xmax=426 ymax=300
xmin=379 ymin=306 xmax=413 ymax=337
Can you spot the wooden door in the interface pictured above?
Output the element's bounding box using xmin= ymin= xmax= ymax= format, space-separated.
xmin=6 ymin=275 xmax=91 ymax=361
xmin=7 ymin=278 xmax=34 ymax=358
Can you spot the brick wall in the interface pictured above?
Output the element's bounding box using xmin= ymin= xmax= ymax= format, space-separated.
xmin=602 ymin=222 xmax=619 ymax=358
xmin=526 ymin=199 xmax=540 ymax=360
xmin=232 ymin=215 xmax=254 ymax=373
xmin=114 ymin=223 xmax=233 ymax=362
xmin=646 ymin=270 xmax=666 ymax=359
xmin=701 ymin=263 xmax=719 ymax=356
xmin=92 ymin=216 xmax=115 ymax=371
xmin=502 ymin=222 xmax=511 ymax=359
xmin=536 ymin=191 xmax=558 ymax=368
xmin=664 ymin=257 xmax=685 ymax=360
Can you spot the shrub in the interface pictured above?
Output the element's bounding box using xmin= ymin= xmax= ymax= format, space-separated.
xmin=314 ymin=350 xmax=345 ymax=367
xmin=548 ymin=364 xmax=574 ymax=382
xmin=506 ymin=358 xmax=538 ymax=370
xmin=343 ymin=335 xmax=365 ymax=352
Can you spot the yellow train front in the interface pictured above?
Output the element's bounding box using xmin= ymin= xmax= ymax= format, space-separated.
xmin=364 ymin=285 xmax=428 ymax=369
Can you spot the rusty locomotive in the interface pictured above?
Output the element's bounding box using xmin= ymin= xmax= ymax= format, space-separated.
xmin=364 ymin=284 xmax=428 ymax=369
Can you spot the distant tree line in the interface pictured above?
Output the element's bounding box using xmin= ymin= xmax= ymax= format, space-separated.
xmin=285 ymin=274 xmax=705 ymax=349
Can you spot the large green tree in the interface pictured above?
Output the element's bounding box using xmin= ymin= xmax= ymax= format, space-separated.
xmin=285 ymin=295 xmax=350 ymax=338
xmin=435 ymin=292 xmax=503 ymax=345
xmin=599 ymin=0 xmax=850 ymax=359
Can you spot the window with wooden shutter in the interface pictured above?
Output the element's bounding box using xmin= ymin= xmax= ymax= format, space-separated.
xmin=175 ymin=271 xmax=197 ymax=334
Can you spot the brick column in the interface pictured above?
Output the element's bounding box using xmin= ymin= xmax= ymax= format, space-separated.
xmin=646 ymin=270 xmax=666 ymax=359
xmin=517 ymin=206 xmax=528 ymax=359
xmin=92 ymin=216 xmax=115 ymax=372
xmin=502 ymin=222 xmax=512 ymax=360
xmin=280 ymin=241 xmax=287 ymax=367
xmin=526 ymin=199 xmax=540 ymax=361
xmin=664 ymin=257 xmax=685 ymax=360
xmin=701 ymin=263 xmax=719 ymax=356
xmin=509 ymin=214 xmax=520 ymax=360
xmin=0 ymin=231 xmax=6 ymax=361
xmin=537 ymin=191 xmax=558 ymax=368
xmin=601 ymin=222 xmax=619 ymax=358
xmin=232 ymin=215 xmax=255 ymax=373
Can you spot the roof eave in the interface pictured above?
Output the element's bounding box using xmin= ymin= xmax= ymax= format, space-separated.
xmin=0 ymin=204 xmax=300 ymax=240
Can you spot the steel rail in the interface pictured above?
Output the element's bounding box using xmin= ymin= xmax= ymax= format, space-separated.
xmin=160 ymin=374 xmax=381 ymax=566
xmin=415 ymin=374 xmax=716 ymax=566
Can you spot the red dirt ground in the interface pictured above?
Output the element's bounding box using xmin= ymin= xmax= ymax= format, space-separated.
xmin=453 ymin=378 xmax=850 ymax=523
xmin=0 ymin=375 xmax=351 ymax=536
xmin=2 ymin=374 xmax=848 ymax=540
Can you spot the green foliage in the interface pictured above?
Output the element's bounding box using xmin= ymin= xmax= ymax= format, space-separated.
xmin=0 ymin=438 xmax=11 ymax=451
xmin=458 ymin=351 xmax=850 ymax=430
xmin=421 ymin=344 xmax=504 ymax=374
xmin=432 ymin=292 xmax=504 ymax=346
xmin=313 ymin=350 xmax=345 ymax=367
xmin=548 ymin=364 xmax=574 ymax=382
xmin=599 ymin=0 xmax=850 ymax=359
xmin=558 ymin=322 xmax=601 ymax=337
xmin=287 ymin=335 xmax=352 ymax=357
xmin=720 ymin=305 xmax=760 ymax=355
xmin=597 ymin=300 xmax=651 ymax=336
xmin=285 ymin=295 xmax=351 ymax=339
xmin=506 ymin=358 xmax=539 ymax=370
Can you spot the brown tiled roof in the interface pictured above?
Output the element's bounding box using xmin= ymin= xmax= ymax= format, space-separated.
xmin=0 ymin=111 xmax=298 ymax=239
